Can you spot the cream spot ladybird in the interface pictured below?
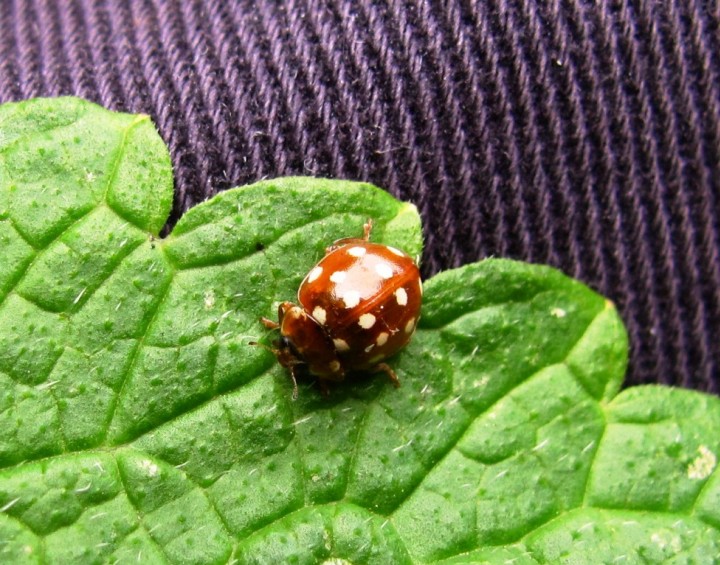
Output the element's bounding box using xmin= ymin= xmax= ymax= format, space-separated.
xmin=258 ymin=219 xmax=422 ymax=397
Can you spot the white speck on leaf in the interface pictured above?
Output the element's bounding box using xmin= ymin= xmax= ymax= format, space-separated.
xmin=651 ymin=531 xmax=682 ymax=553
xmin=73 ymin=287 xmax=87 ymax=304
xmin=204 ymin=290 xmax=215 ymax=309
xmin=582 ymin=440 xmax=596 ymax=453
xmin=532 ymin=439 xmax=549 ymax=451
xmin=473 ymin=375 xmax=490 ymax=388
xmin=139 ymin=459 xmax=159 ymax=477
xmin=687 ymin=445 xmax=716 ymax=479
xmin=392 ymin=440 xmax=413 ymax=452
xmin=551 ymin=307 xmax=566 ymax=318
xmin=0 ymin=498 xmax=20 ymax=512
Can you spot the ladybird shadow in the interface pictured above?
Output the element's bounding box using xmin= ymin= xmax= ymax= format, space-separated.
xmin=283 ymin=366 xmax=392 ymax=408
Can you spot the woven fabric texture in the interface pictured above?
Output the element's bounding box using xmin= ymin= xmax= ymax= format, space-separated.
xmin=1 ymin=0 xmax=718 ymax=392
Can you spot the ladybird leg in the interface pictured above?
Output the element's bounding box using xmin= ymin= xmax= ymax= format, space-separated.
xmin=289 ymin=366 xmax=300 ymax=400
xmin=362 ymin=218 xmax=373 ymax=240
xmin=260 ymin=317 xmax=279 ymax=330
xmin=325 ymin=220 xmax=374 ymax=254
xmin=373 ymin=362 xmax=401 ymax=388
xmin=263 ymin=302 xmax=297 ymax=328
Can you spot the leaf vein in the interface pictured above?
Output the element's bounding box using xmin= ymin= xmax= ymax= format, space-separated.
xmin=388 ymin=304 xmax=612 ymax=519
xmin=102 ymin=259 xmax=175 ymax=444
xmin=114 ymin=458 xmax=175 ymax=563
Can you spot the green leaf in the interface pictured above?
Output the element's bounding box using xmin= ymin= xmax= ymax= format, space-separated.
xmin=1 ymin=97 xmax=719 ymax=564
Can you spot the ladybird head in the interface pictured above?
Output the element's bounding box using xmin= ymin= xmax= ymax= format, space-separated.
xmin=276 ymin=301 xmax=344 ymax=381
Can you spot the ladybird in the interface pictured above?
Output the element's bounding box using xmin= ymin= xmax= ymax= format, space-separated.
xmin=258 ymin=220 xmax=422 ymax=397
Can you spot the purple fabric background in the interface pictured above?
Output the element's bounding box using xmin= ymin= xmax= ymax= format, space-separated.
xmin=1 ymin=0 xmax=718 ymax=392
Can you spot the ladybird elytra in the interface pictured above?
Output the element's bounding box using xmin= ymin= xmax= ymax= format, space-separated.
xmin=259 ymin=219 xmax=422 ymax=397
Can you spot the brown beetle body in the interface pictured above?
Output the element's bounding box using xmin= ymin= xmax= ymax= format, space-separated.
xmin=261 ymin=221 xmax=422 ymax=397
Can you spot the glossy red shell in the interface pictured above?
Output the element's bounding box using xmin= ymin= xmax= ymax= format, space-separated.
xmin=296 ymin=241 xmax=422 ymax=372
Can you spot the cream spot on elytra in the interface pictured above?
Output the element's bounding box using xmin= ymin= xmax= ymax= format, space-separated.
xmin=364 ymin=344 xmax=375 ymax=353
xmin=388 ymin=246 xmax=406 ymax=257
xmin=307 ymin=266 xmax=323 ymax=283
xmin=333 ymin=338 xmax=350 ymax=352
xmin=347 ymin=246 xmax=366 ymax=257
xmin=376 ymin=332 xmax=389 ymax=346
xmin=312 ymin=306 xmax=327 ymax=324
xmin=358 ymin=313 xmax=376 ymax=329
xmin=404 ymin=317 xmax=416 ymax=334
xmin=395 ymin=287 xmax=408 ymax=306
xmin=330 ymin=270 xmax=347 ymax=283
xmin=329 ymin=360 xmax=341 ymax=372
xmin=343 ymin=290 xmax=360 ymax=308
xmin=375 ymin=262 xmax=393 ymax=279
